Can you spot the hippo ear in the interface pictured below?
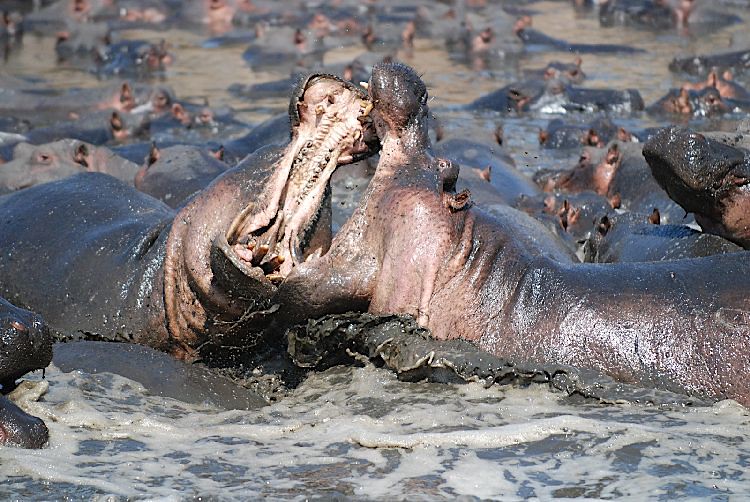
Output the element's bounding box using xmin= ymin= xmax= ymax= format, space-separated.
xmin=494 ymin=125 xmax=504 ymax=146
xmin=210 ymin=235 xmax=277 ymax=300
xmin=147 ymin=142 xmax=160 ymax=166
xmin=73 ymin=143 xmax=89 ymax=168
xmin=597 ymin=215 xmax=611 ymax=236
xmin=110 ymin=112 xmax=124 ymax=132
xmin=212 ymin=145 xmax=225 ymax=162
xmin=648 ymin=208 xmax=661 ymax=225
xmin=120 ymin=82 xmax=134 ymax=109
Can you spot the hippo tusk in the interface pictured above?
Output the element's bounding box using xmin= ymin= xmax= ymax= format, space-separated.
xmin=359 ymin=81 xmax=369 ymax=90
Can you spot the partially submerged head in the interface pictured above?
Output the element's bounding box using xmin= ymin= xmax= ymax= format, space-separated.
xmin=368 ymin=62 xmax=429 ymax=148
xmin=644 ymin=126 xmax=750 ymax=247
xmin=0 ymin=140 xmax=134 ymax=192
xmin=654 ymin=87 xmax=729 ymax=117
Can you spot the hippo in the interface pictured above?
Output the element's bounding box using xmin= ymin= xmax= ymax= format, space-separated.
xmin=599 ymin=0 xmax=740 ymax=31
xmin=275 ymin=62 xmax=750 ymax=405
xmin=539 ymin=117 xmax=636 ymax=150
xmin=513 ymin=15 xmax=645 ymax=54
xmin=0 ymin=139 xmax=139 ymax=194
xmin=586 ymin=212 xmax=742 ymax=263
xmin=538 ymin=140 xmax=694 ymax=224
xmin=599 ymin=0 xmax=686 ymax=29
xmin=523 ymin=58 xmax=586 ymax=86
xmin=134 ymin=143 xmax=229 ymax=208
xmin=682 ymin=70 xmax=750 ymax=101
xmin=643 ymin=126 xmax=750 ymax=249
xmin=0 ymin=297 xmax=52 ymax=449
xmin=646 ymin=86 xmax=750 ymax=118
xmin=469 ymin=79 xmax=644 ymax=115
xmin=0 ymin=73 xmax=376 ymax=365
xmin=669 ymin=49 xmax=750 ymax=78
xmin=94 ymin=39 xmax=173 ymax=79
xmin=432 ymin=137 xmax=540 ymax=206
xmin=0 ymin=82 xmax=162 ymax=127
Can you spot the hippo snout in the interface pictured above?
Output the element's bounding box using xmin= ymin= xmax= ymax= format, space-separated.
xmin=0 ymin=302 xmax=53 ymax=388
xmin=0 ymin=396 xmax=49 ymax=449
xmin=644 ymin=126 xmax=749 ymax=217
xmin=645 ymin=126 xmax=744 ymax=189
xmin=370 ymin=62 xmax=428 ymax=131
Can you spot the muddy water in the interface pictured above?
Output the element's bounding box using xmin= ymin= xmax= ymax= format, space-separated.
xmin=3 ymin=365 xmax=750 ymax=499
xmin=3 ymin=1 xmax=750 ymax=499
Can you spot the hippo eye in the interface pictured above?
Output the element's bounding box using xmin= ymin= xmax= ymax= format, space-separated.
xmin=36 ymin=153 xmax=52 ymax=164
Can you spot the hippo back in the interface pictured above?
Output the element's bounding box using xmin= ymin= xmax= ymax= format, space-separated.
xmin=0 ymin=173 xmax=174 ymax=341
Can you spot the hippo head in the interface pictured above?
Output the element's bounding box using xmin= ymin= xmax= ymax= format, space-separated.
xmin=369 ymin=62 xmax=429 ymax=148
xmin=0 ymin=298 xmax=53 ymax=392
xmin=0 ymin=140 xmax=136 ymax=193
xmin=223 ymin=74 xmax=377 ymax=276
xmin=643 ymin=126 xmax=750 ymax=247
xmin=657 ymin=87 xmax=729 ymax=117
xmin=1 ymin=140 xmax=93 ymax=192
xmin=166 ymin=73 xmax=378 ymax=359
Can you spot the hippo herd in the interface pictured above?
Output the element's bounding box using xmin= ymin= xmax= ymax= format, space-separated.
xmin=2 ymin=0 xmax=750 ymax=450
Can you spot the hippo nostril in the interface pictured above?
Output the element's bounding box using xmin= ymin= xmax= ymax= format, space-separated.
xmin=10 ymin=321 xmax=27 ymax=333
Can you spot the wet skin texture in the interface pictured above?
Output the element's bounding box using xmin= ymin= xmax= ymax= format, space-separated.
xmin=277 ymin=62 xmax=750 ymax=405
xmin=644 ymin=126 xmax=750 ymax=249
xmin=0 ymin=298 xmax=52 ymax=449
xmin=0 ymin=74 xmax=376 ymax=365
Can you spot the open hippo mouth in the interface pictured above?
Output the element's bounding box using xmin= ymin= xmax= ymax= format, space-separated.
xmin=224 ymin=75 xmax=375 ymax=281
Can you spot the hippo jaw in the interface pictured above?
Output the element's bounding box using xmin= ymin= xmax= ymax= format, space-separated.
xmin=223 ymin=75 xmax=375 ymax=281
xmin=644 ymin=126 xmax=750 ymax=246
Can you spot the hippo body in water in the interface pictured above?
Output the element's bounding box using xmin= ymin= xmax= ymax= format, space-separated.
xmin=585 ymin=212 xmax=742 ymax=263
xmin=0 ymin=297 xmax=52 ymax=449
xmin=0 ymin=74 xmax=375 ymax=364
xmin=469 ymin=80 xmax=644 ymax=115
xmin=670 ymin=49 xmax=750 ymax=78
xmin=133 ymin=144 xmax=230 ymax=208
xmin=644 ymin=126 xmax=750 ymax=249
xmin=513 ymin=15 xmax=644 ymax=54
xmin=276 ymin=63 xmax=750 ymax=405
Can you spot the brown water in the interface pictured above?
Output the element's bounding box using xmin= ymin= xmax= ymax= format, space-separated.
xmin=2 ymin=1 xmax=750 ymax=499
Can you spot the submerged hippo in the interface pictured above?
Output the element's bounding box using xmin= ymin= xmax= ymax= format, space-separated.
xmin=277 ymin=62 xmax=750 ymax=405
xmin=0 ymin=74 xmax=376 ymax=364
xmin=0 ymin=298 xmax=52 ymax=449
xmin=644 ymin=126 xmax=750 ymax=249
xmin=0 ymin=139 xmax=138 ymax=194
